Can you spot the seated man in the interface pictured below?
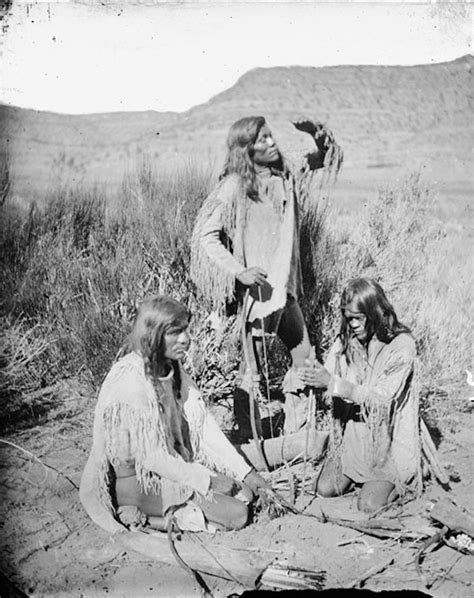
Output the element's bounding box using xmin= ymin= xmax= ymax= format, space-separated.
xmin=79 ymin=295 xmax=268 ymax=534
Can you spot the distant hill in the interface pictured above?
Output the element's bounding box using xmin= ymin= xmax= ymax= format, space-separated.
xmin=1 ymin=55 xmax=472 ymax=201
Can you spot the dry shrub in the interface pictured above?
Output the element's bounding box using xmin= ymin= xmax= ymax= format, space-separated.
xmin=299 ymin=196 xmax=339 ymax=360
xmin=341 ymin=174 xmax=469 ymax=396
xmin=1 ymin=163 xmax=469 ymax=432
xmin=185 ymin=315 xmax=241 ymax=401
xmin=0 ymin=317 xmax=59 ymax=426
xmin=0 ymin=160 xmax=215 ymax=429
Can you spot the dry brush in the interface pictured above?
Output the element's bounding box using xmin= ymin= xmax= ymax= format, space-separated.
xmin=0 ymin=161 xmax=470 ymax=431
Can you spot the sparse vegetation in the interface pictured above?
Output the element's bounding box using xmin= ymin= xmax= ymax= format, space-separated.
xmin=0 ymin=161 xmax=471 ymax=432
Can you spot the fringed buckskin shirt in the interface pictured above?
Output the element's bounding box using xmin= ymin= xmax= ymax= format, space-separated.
xmin=79 ymin=352 xmax=252 ymax=534
xmin=191 ymin=171 xmax=302 ymax=322
xmin=324 ymin=333 xmax=421 ymax=492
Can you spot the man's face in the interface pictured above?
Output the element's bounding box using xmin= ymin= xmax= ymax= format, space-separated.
xmin=163 ymin=323 xmax=190 ymax=361
xmin=252 ymin=125 xmax=280 ymax=165
xmin=343 ymin=301 xmax=368 ymax=344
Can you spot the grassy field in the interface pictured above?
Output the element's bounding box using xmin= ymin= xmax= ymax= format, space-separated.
xmin=0 ymin=158 xmax=471 ymax=432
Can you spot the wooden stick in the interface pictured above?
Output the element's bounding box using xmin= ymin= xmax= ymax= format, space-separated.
xmin=258 ymin=285 xmax=273 ymax=438
xmin=300 ymin=390 xmax=314 ymax=497
xmin=167 ymin=516 xmax=213 ymax=597
xmin=119 ymin=530 xmax=274 ymax=587
xmin=415 ymin=526 xmax=448 ymax=588
xmin=241 ymin=291 xmax=269 ymax=472
xmin=420 ymin=419 xmax=449 ymax=486
xmin=348 ymin=556 xmax=394 ymax=588
xmin=429 ymin=498 xmax=474 ymax=537
xmin=0 ymin=439 xmax=78 ymax=490
xmin=285 ymin=461 xmax=296 ymax=506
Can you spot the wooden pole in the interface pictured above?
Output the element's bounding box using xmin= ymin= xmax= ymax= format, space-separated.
xmin=118 ymin=529 xmax=275 ymax=587
xmin=429 ymin=498 xmax=474 ymax=537
xmin=241 ymin=290 xmax=269 ymax=471
xmin=420 ymin=418 xmax=449 ymax=486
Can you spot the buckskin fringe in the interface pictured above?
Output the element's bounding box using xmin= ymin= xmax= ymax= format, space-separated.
xmin=103 ymin=401 xmax=170 ymax=495
xmin=190 ymin=175 xmax=245 ymax=313
xmin=81 ymin=353 xmax=234 ymax=533
xmin=101 ymin=388 xmax=219 ymax=502
xmin=184 ymin=392 xmax=237 ymax=481
xmin=325 ymin=369 xmax=423 ymax=496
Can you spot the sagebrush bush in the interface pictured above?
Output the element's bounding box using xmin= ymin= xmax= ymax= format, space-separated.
xmin=0 ymin=162 xmax=470 ymax=430
xmin=0 ymin=160 xmax=214 ymax=417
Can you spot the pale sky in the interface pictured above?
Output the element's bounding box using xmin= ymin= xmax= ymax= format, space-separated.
xmin=1 ymin=1 xmax=472 ymax=114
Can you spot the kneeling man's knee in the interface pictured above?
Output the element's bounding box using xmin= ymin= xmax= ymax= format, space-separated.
xmin=357 ymin=493 xmax=380 ymax=513
xmin=227 ymin=502 xmax=249 ymax=530
xmin=357 ymin=480 xmax=396 ymax=513
xmin=316 ymin=477 xmax=338 ymax=498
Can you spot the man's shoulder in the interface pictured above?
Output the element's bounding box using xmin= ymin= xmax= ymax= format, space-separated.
xmin=218 ymin=173 xmax=242 ymax=197
xmin=99 ymin=353 xmax=147 ymax=403
xmin=386 ymin=332 xmax=417 ymax=361
xmin=198 ymin=174 xmax=241 ymax=214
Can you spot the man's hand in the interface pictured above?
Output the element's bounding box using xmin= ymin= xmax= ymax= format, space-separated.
xmin=297 ymin=359 xmax=331 ymax=389
xmin=294 ymin=118 xmax=343 ymax=176
xmin=293 ymin=118 xmax=335 ymax=149
xmin=242 ymin=469 xmax=271 ymax=493
xmin=210 ymin=473 xmax=239 ymax=496
xmin=236 ymin=267 xmax=268 ymax=287
xmin=292 ymin=118 xmax=324 ymax=137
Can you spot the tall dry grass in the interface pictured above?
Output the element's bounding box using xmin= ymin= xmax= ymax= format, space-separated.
xmin=0 ymin=162 xmax=470 ymax=431
xmin=0 ymin=158 xmax=216 ymax=427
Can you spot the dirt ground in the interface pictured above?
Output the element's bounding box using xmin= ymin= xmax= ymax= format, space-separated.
xmin=0 ymin=401 xmax=473 ymax=598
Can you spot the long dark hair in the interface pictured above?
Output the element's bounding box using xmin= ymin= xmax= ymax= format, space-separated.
xmin=123 ymin=295 xmax=193 ymax=460
xmin=220 ymin=116 xmax=289 ymax=200
xmin=339 ymin=278 xmax=411 ymax=357
xmin=123 ymin=295 xmax=190 ymax=378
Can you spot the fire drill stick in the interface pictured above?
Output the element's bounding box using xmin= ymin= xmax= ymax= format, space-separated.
xmin=301 ymin=346 xmax=317 ymax=496
xmin=241 ymin=290 xmax=269 ymax=472
xmin=258 ymin=285 xmax=273 ymax=438
xmin=301 ymin=388 xmax=315 ymax=497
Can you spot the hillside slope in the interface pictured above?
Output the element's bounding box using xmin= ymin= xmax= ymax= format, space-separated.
xmin=1 ymin=55 xmax=472 ymax=200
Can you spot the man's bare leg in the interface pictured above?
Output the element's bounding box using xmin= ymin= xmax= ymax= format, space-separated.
xmin=315 ymin=459 xmax=352 ymax=497
xmin=200 ymin=493 xmax=250 ymax=530
xmin=357 ymin=480 xmax=397 ymax=513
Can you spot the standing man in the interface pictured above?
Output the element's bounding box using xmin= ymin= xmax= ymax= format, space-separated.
xmin=191 ymin=116 xmax=342 ymax=442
